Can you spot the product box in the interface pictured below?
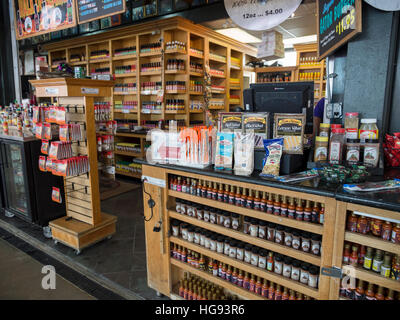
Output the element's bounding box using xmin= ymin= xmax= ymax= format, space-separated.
xmin=243 ymin=112 xmax=269 ymax=149
xmin=273 ymin=113 xmax=305 ymax=154
xmin=218 ymin=112 xmax=242 ymax=132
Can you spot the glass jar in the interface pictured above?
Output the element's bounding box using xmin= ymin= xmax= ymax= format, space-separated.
xmin=319 ymin=123 xmax=330 ymax=137
xmin=203 ymin=206 xmax=210 ymax=222
xmin=301 ymin=232 xmax=311 ymax=253
xmin=180 ymin=200 xmax=187 ymax=215
xmin=363 ymin=139 xmax=380 ymax=168
xmin=346 ymin=139 xmax=361 ymax=165
xmin=282 ymin=257 xmax=292 ymax=278
xmin=244 ymin=244 xmax=252 ymax=263
xmin=194 ymin=227 xmax=201 ymax=244
xmin=311 ymin=234 xmax=321 ymax=256
xmin=224 ymin=238 xmax=230 ymax=256
xmin=187 ymin=202 xmax=195 ymax=217
xmin=196 ymin=205 xmax=203 ymax=220
xmin=291 ymin=260 xmax=300 ymax=281
xmin=217 ymin=210 xmax=225 ymax=226
xmin=187 ymin=226 xmax=195 ymax=242
xmin=308 ymin=266 xmax=319 ymax=288
xmin=314 ymin=136 xmax=329 ymax=162
xmin=181 ymin=223 xmax=189 ymax=240
xmin=175 ymin=199 xmax=182 ymax=214
xmin=275 ymin=225 xmax=284 ymax=244
xmin=250 ymin=247 xmax=259 ymax=266
xmin=229 ymin=240 xmax=237 ymax=258
xmin=236 ymin=242 xmax=244 ymax=261
xmin=300 ymin=263 xmax=310 ymax=284
xmin=209 ymin=208 xmax=217 ymax=224
xmin=171 ymin=220 xmax=180 ymax=237
xmin=292 ymin=231 xmax=301 ymax=250
xmin=204 ymin=231 xmax=212 ymax=249
xmin=345 ymin=112 xmax=359 ymax=140
xmin=216 ymin=236 xmax=224 ymax=253
xmin=359 ymin=118 xmax=379 ymax=143
xmin=250 ymin=218 xmax=259 ymax=237
xmin=274 ymin=254 xmax=283 ymax=275
xmin=231 ymin=213 xmax=240 ymax=230
xmin=200 ymin=229 xmax=206 ymax=246
xmin=243 ymin=216 xmax=251 ymax=234
xmin=223 ymin=212 xmax=231 ymax=228
xmin=329 ymin=128 xmax=346 ymax=165
xmin=267 ymin=223 xmax=276 ymax=241
xmin=258 ymin=220 xmax=267 ymax=239
xmin=210 ymin=234 xmax=217 ymax=251
xmin=258 ymin=249 xmax=267 ymax=269
xmin=284 ymin=227 xmax=292 ymax=247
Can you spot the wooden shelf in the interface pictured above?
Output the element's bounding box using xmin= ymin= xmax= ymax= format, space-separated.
xmin=70 ymin=61 xmax=87 ymax=66
xmin=189 ymin=91 xmax=203 ymax=95
xmin=170 ymin=258 xmax=266 ymax=300
xmin=189 ymin=109 xmax=203 ymax=113
xmin=115 ymin=170 xmax=142 ymax=178
xmin=114 ymin=73 xmax=136 ymax=78
xmin=115 ymin=132 xmax=146 ymax=138
xmin=170 ymin=237 xmax=320 ymax=299
xmin=165 ymin=90 xmax=186 ymax=94
xmin=298 ymin=65 xmax=324 ymax=70
xmin=89 ymin=58 xmax=110 ymax=63
xmin=140 ymin=71 xmax=161 ymax=76
xmin=169 ymin=210 xmax=321 ymax=266
xmin=190 ymin=71 xmax=203 ymax=77
xmin=140 ymin=51 xmax=162 ymax=57
xmin=230 ymin=66 xmax=241 ymax=70
xmin=168 ymin=190 xmax=324 ymax=235
xmin=342 ymin=264 xmax=400 ymax=292
xmin=165 ymin=70 xmax=186 ymax=74
xmin=165 ymin=110 xmax=186 ymax=114
xmin=209 ymin=57 xmax=227 ymax=63
xmin=165 ymin=49 xmax=187 ymax=55
xmin=189 ymin=52 xmax=204 ymax=59
xmin=114 ymin=150 xmax=142 ymax=157
xmin=210 ymin=74 xmax=226 ymax=79
xmin=113 ymin=91 xmax=137 ymax=95
xmin=211 ymin=90 xmax=226 ymax=94
xmin=344 ymin=232 xmax=400 ymax=255
xmin=112 ymin=54 xmax=137 ymax=61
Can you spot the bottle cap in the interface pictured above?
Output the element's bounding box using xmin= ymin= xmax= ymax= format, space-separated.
xmin=361 ymin=118 xmax=377 ymax=124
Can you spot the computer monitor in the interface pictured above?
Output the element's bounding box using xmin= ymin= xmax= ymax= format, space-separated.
xmin=243 ymin=81 xmax=315 ymax=137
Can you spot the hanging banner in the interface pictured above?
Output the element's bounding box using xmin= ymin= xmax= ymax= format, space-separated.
xmin=363 ymin=0 xmax=400 ymax=11
xmin=14 ymin=0 xmax=77 ymax=40
xmin=76 ymin=0 xmax=126 ymax=24
xmin=317 ymin=0 xmax=362 ymax=60
xmin=223 ymin=0 xmax=302 ymax=31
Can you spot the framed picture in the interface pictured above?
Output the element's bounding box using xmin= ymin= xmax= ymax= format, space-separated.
xmin=132 ymin=6 xmax=144 ymax=21
xmin=144 ymin=0 xmax=157 ymax=17
xmin=159 ymin=0 xmax=173 ymax=14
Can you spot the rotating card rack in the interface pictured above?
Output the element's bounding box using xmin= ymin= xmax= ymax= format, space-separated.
xmin=30 ymin=78 xmax=117 ymax=254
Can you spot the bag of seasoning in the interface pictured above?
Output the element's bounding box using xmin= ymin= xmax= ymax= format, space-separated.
xmin=215 ymin=132 xmax=234 ymax=170
xmin=234 ymin=131 xmax=254 ymax=176
xmin=273 ymin=113 xmax=305 ymax=154
xmin=260 ymin=138 xmax=284 ymax=178
xmin=242 ymin=113 xmax=269 ymax=149
xmin=383 ymin=133 xmax=400 ymax=167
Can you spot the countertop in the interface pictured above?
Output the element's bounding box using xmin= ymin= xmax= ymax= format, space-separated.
xmin=135 ymin=159 xmax=400 ymax=213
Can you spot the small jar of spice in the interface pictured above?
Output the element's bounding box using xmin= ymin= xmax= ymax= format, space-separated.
xmin=314 ymin=136 xmax=329 ymax=162
xmin=346 ymin=139 xmax=361 ymax=165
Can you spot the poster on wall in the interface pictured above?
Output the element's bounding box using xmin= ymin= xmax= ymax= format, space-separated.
xmin=223 ymin=0 xmax=301 ymax=31
xmin=76 ymin=0 xmax=126 ymax=24
xmin=14 ymin=0 xmax=77 ymax=40
xmin=318 ymin=0 xmax=362 ymax=60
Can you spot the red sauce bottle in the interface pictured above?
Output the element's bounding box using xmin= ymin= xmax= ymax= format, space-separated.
xmin=273 ymin=194 xmax=281 ymax=216
xmin=260 ymin=191 xmax=268 ymax=212
xmin=266 ymin=193 xmax=274 ymax=214
xmin=347 ymin=213 xmax=358 ymax=232
xmin=280 ymin=196 xmax=288 ymax=217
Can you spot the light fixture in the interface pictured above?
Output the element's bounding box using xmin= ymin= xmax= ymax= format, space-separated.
xmin=216 ymin=28 xmax=262 ymax=43
xmin=283 ymin=35 xmax=317 ymax=47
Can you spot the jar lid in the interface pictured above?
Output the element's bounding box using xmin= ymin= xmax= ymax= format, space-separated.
xmin=302 ymin=231 xmax=310 ymax=238
xmin=181 ymin=223 xmax=189 ymax=228
xmin=309 ymin=266 xmax=319 ymax=275
xmin=259 ymin=220 xmax=267 ymax=226
xmin=237 ymin=242 xmax=244 ymax=249
xmin=188 ymin=226 xmax=195 ymax=232
xmin=224 ymin=211 xmax=231 ymax=217
xmin=230 ymin=240 xmax=237 ymax=246
xmin=361 ymin=118 xmax=377 ymax=124
xmin=259 ymin=249 xmax=267 ymax=257
xmin=275 ymin=254 xmax=282 ymax=261
xmin=244 ymin=243 xmax=253 ymax=250
xmin=331 ymin=128 xmax=345 ymax=134
xmin=347 ymin=138 xmax=360 ymax=143
xmin=320 ymin=123 xmax=330 ymax=128
xmin=232 ymin=213 xmax=240 ymax=218
xmin=224 ymin=237 xmax=231 ymax=243
xmin=251 ymin=246 xmax=259 ymax=254
xmin=331 ymin=124 xmax=342 ymax=129
xmin=268 ymin=222 xmax=276 ymax=228
xmin=345 ymin=112 xmax=359 ymax=117
xmin=211 ymin=234 xmax=218 ymax=240
xmin=316 ymin=136 xmax=329 ymax=142
xmin=250 ymin=218 xmax=259 ymax=224
xmin=284 ymin=256 xmax=292 ymax=264
xmin=284 ymin=227 xmax=291 ymax=233
xmin=292 ymin=260 xmax=300 ymax=268
xmin=292 ymin=231 xmax=300 ymax=237
xmin=172 ymin=220 xmax=180 ymax=226
xmin=365 ymin=139 xmax=379 ymax=143
xmin=301 ymin=262 xmax=310 ymax=270
xmin=276 ymin=225 xmax=284 ymax=231
xmin=244 ymin=216 xmax=251 ymax=222
xmin=194 ymin=227 xmax=201 ymax=232
xmin=311 ymin=234 xmax=321 ymax=241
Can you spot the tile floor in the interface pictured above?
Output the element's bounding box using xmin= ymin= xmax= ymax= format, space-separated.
xmin=0 ymin=179 xmax=168 ymax=300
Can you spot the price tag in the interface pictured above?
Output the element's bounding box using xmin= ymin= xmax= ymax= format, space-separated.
xmin=45 ymin=88 xmax=59 ymax=95
xmin=81 ymin=87 xmax=99 ymax=94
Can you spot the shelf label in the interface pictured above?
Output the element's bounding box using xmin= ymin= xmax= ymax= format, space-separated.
xmin=81 ymin=87 xmax=99 ymax=94
xmin=45 ymin=87 xmax=59 ymax=95
xmin=142 ymin=176 xmax=166 ymax=188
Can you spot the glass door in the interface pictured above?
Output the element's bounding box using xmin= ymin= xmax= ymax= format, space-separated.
xmin=1 ymin=142 xmax=29 ymax=217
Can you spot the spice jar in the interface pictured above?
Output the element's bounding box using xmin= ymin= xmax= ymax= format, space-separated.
xmin=175 ymin=199 xmax=182 ymax=214
xmin=196 ymin=205 xmax=203 ymax=220
xmin=381 ymin=221 xmax=392 ymax=241
xmin=357 ymin=215 xmax=368 ymax=234
xmin=187 ymin=202 xmax=195 ymax=217
xmin=346 ymin=139 xmax=360 ymax=165
xmin=275 ymin=225 xmax=284 ymax=244
xmin=236 ymin=242 xmax=244 ymax=261
xmin=301 ymin=232 xmax=311 ymax=253
xmin=274 ymin=254 xmax=283 ymax=275
xmin=250 ymin=247 xmax=259 ymax=266
xmin=372 ymin=219 xmax=383 ymax=237
xmin=209 ymin=208 xmax=217 ymax=224
xmin=229 ymin=240 xmax=237 ymax=258
xmin=363 ymin=247 xmax=373 ymax=270
xmin=231 ymin=213 xmax=240 ymax=230
xmin=363 ymin=139 xmax=380 ymax=168
xmin=311 ymin=234 xmax=321 ymax=256
xmin=372 ymin=249 xmax=383 ymax=273
xmin=284 ymin=227 xmax=292 ymax=247
xmin=204 ymin=231 xmax=212 ymax=249
xmin=291 ymin=260 xmax=300 ymax=281
xmin=300 ymin=263 xmax=310 ymax=284
xmin=194 ymin=227 xmax=201 ymax=244
xmin=267 ymin=223 xmax=276 ymax=241
xmin=308 ymin=267 xmax=319 ymax=288
xmin=187 ymin=226 xmax=195 ymax=242
xmin=200 ymin=229 xmax=206 ymax=246
xmin=258 ymin=220 xmax=267 ymax=239
xmin=314 ymin=136 xmax=329 ymax=162
xmin=217 ymin=210 xmax=225 ymax=226
xmin=181 ymin=223 xmax=189 ymax=240
xmin=319 ymin=123 xmax=330 ymax=137
xmin=249 ymin=218 xmax=259 ymax=237
xmin=203 ymin=206 xmax=210 ymax=222
xmin=329 ymin=128 xmax=345 ymax=165
xmin=216 ymin=236 xmax=224 ymax=253
xmin=359 ymin=118 xmax=379 ymax=143
xmin=224 ymin=238 xmax=230 ymax=256
xmin=345 ymin=112 xmax=359 ymax=140
xmin=223 ymin=212 xmax=231 ymax=228
xmin=244 ymin=244 xmax=252 ymax=263
xmin=292 ymin=231 xmax=301 ymax=250
xmin=258 ymin=249 xmax=267 ymax=269
xmin=243 ymin=216 xmax=251 ymax=234
xmin=282 ymin=257 xmax=292 ymax=278
xmin=180 ymin=200 xmax=187 ymax=215
xmin=210 ymin=234 xmax=217 ymax=251
xmin=347 ymin=213 xmax=358 ymax=232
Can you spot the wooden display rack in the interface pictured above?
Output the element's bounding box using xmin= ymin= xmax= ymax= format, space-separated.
xmin=255 ymin=66 xmax=298 ymax=83
xmin=30 ymin=78 xmax=117 ymax=254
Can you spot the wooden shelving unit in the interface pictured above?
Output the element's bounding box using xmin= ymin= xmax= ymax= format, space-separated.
xmin=255 ymin=66 xmax=297 ymax=83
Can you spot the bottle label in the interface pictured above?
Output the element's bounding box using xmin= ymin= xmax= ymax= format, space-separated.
xmin=346 ymin=149 xmax=360 ymax=162
xmin=381 ymin=265 xmax=391 ymax=278
xmin=363 ymin=257 xmax=372 ymax=269
xmin=359 ymin=129 xmax=378 ymax=141
xmin=267 ymin=261 xmax=273 ymax=271
xmin=329 ymin=142 xmax=342 ymax=162
xmin=345 ymin=128 xmax=358 ymax=140
xmin=372 ymin=259 xmax=383 ymax=272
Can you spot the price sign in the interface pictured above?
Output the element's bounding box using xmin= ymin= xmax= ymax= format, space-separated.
xmin=224 ymin=0 xmax=301 ymax=31
xmin=13 ymin=0 xmax=77 ymax=40
xmin=76 ymin=0 xmax=126 ymax=24
xmin=318 ymin=0 xmax=362 ymax=60
xmin=363 ymin=0 xmax=400 ymax=11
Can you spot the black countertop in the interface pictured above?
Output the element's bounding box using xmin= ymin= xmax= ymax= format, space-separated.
xmin=134 ymin=159 xmax=400 ymax=213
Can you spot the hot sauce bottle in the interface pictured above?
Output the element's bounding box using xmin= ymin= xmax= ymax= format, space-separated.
xmin=288 ymin=197 xmax=295 ymax=219
xmin=273 ymin=194 xmax=281 ymax=216
xmin=311 ymin=202 xmax=320 ymax=223
xmin=243 ymin=272 xmax=250 ymax=290
xmin=221 ymin=263 xmax=227 ymax=280
xmin=295 ymin=198 xmax=304 ymax=221
xmin=349 ymin=245 xmax=359 ymax=265
xmin=296 ymin=293 xmax=304 ymax=300
xmin=261 ymin=279 xmax=268 ymax=297
xmin=319 ymin=203 xmax=325 ymax=225
xmin=211 ymin=182 xmax=218 ymax=200
xmin=289 ymin=289 xmax=296 ymax=300
xmin=386 ymin=289 xmax=395 ymax=300
xmin=169 ymin=175 xmax=175 ymax=190
xmin=188 ymin=282 xmax=193 ymax=300
xmin=253 ymin=190 xmax=261 ymax=211
xmin=246 ymin=189 xmax=254 ymax=209
xmin=303 ymin=200 xmax=312 ymax=222
xmin=217 ymin=183 xmax=224 ymax=202
xmin=365 ymin=283 xmax=376 ymax=300
xmin=199 ymin=254 xmax=205 ymax=270
xmin=179 ymin=280 xmax=185 ymax=297
xmin=183 ymin=280 xmax=188 ymax=299
xmin=192 ymin=285 xmax=198 ymax=300
xmin=223 ymin=184 xmax=230 ymax=203
xmin=201 ymin=180 xmax=207 ymax=198
xmin=282 ymin=287 xmax=289 ymax=300
xmin=375 ymin=286 xmax=385 ymax=300
xmin=182 ymin=178 xmax=188 ymax=193
xmin=226 ymin=265 xmax=232 ymax=282
xmin=266 ymin=193 xmax=274 ymax=214
xmin=255 ymin=276 xmax=262 ymax=295
xmin=274 ymin=284 xmax=282 ymax=300
xmin=207 ymin=181 xmax=213 ymax=199
xmin=237 ymin=270 xmax=244 ymax=287
xmin=260 ymin=192 xmax=268 ymax=212
xmin=228 ymin=185 xmax=235 ymax=204
xmin=268 ymin=282 xmax=275 ymax=300
xmin=177 ymin=177 xmax=182 ymax=192
xmin=354 ymin=280 xmax=365 ymax=300
xmin=249 ymin=274 xmax=256 ymax=292
xmin=241 ymin=188 xmax=247 ymax=207
xmin=280 ymin=196 xmax=288 ymax=217
xmin=343 ymin=243 xmax=351 ymax=264
xmin=231 ymin=267 xmax=238 ymax=284
xmin=197 ymin=180 xmax=202 ymax=197
xmin=235 ymin=186 xmax=242 ymax=207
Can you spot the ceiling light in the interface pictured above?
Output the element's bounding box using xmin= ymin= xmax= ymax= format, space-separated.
xmin=216 ymin=28 xmax=262 ymax=43
xmin=283 ymin=35 xmax=317 ymax=47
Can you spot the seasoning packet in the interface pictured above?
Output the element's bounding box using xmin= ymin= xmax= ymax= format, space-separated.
xmin=214 ymin=132 xmax=234 ymax=170
xmin=48 ymin=106 xmax=57 ymax=123
xmin=260 ymin=138 xmax=284 ymax=178
xmin=48 ymin=141 xmax=73 ymax=160
xmin=43 ymin=123 xmax=52 ymax=140
xmin=234 ymin=131 xmax=254 ymax=176
xmin=59 ymin=125 xmax=70 ymax=142
xmin=32 ymin=107 xmax=40 ymax=123
xmin=343 ymin=179 xmax=400 ymax=192
xmin=243 ymin=113 xmax=269 ymax=149
xmin=56 ymin=107 xmax=67 ymax=125
xmin=51 ymin=187 xmax=62 ymax=203
xmin=39 ymin=156 xmax=46 ymax=172
xmin=35 ymin=123 xmax=43 ymax=139
xmin=41 ymin=140 xmax=49 ymax=155
xmin=273 ymin=113 xmax=305 ymax=154
xmin=218 ymin=112 xmax=242 ymax=132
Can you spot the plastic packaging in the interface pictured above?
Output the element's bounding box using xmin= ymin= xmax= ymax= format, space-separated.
xmin=234 ymin=131 xmax=254 ymax=176
xmin=215 ymin=131 xmax=234 ymax=170
xmin=343 ymin=179 xmax=400 ymax=192
xmin=260 ymin=138 xmax=284 ymax=178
